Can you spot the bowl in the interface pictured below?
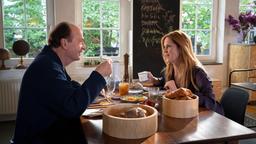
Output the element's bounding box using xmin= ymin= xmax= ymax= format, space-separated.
xmin=162 ymin=95 xmax=199 ymax=118
xmin=103 ymin=104 xmax=158 ymax=139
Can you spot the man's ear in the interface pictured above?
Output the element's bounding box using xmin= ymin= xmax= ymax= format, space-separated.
xmin=60 ymin=38 xmax=68 ymax=49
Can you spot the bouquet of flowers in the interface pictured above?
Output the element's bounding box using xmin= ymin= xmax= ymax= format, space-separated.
xmin=226 ymin=11 xmax=256 ymax=42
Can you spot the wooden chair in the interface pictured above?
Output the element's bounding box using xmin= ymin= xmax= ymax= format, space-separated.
xmin=220 ymin=87 xmax=249 ymax=125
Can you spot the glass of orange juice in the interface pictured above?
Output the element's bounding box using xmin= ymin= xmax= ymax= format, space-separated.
xmin=119 ymin=82 xmax=129 ymax=96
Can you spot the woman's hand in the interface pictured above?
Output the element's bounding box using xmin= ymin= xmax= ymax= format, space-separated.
xmin=164 ymin=80 xmax=177 ymax=91
xmin=147 ymin=72 xmax=154 ymax=83
xmin=147 ymin=72 xmax=159 ymax=85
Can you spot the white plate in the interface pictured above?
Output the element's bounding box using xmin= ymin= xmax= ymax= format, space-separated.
xmin=120 ymin=95 xmax=148 ymax=103
xmin=82 ymin=109 xmax=103 ymax=117
xmin=129 ymin=89 xmax=144 ymax=94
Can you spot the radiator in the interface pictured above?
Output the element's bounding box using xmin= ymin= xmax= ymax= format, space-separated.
xmin=0 ymin=79 xmax=21 ymax=115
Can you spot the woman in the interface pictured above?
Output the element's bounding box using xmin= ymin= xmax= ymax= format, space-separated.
xmin=148 ymin=30 xmax=224 ymax=115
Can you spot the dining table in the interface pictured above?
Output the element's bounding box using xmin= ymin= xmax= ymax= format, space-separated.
xmin=80 ymin=96 xmax=256 ymax=144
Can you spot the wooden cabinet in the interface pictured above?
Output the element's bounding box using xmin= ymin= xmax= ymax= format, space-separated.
xmin=212 ymin=79 xmax=222 ymax=101
xmin=228 ymin=43 xmax=256 ymax=101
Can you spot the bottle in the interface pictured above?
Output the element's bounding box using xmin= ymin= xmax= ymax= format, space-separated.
xmin=118 ymin=53 xmax=130 ymax=96
xmin=123 ymin=53 xmax=129 ymax=82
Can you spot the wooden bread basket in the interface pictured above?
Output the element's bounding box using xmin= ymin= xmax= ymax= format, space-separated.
xmin=162 ymin=95 xmax=199 ymax=118
xmin=103 ymin=104 xmax=158 ymax=139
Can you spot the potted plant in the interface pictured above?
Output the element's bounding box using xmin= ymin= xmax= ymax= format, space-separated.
xmin=226 ymin=11 xmax=256 ymax=43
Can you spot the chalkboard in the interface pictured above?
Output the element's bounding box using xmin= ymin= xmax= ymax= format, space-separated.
xmin=133 ymin=0 xmax=179 ymax=78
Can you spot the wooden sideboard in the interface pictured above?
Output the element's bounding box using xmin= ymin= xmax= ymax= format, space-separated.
xmin=212 ymin=79 xmax=222 ymax=101
xmin=228 ymin=43 xmax=256 ymax=102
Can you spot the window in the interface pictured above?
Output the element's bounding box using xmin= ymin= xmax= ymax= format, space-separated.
xmin=82 ymin=0 xmax=120 ymax=58
xmin=239 ymin=0 xmax=256 ymax=43
xmin=181 ymin=0 xmax=219 ymax=62
xmin=240 ymin=0 xmax=256 ymax=13
xmin=1 ymin=0 xmax=52 ymax=58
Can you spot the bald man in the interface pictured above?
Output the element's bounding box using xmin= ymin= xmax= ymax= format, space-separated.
xmin=13 ymin=22 xmax=112 ymax=144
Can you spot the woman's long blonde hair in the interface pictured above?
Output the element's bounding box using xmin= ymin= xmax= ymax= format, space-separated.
xmin=161 ymin=30 xmax=204 ymax=90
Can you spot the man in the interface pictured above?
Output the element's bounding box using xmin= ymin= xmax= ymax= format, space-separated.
xmin=13 ymin=22 xmax=112 ymax=144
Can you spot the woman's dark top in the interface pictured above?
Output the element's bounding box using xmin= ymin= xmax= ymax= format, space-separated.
xmin=156 ymin=66 xmax=224 ymax=115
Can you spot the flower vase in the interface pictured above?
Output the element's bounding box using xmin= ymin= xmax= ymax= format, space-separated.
xmin=241 ymin=31 xmax=250 ymax=44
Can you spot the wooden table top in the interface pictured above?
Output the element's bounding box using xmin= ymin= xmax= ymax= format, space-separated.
xmin=81 ymin=107 xmax=256 ymax=144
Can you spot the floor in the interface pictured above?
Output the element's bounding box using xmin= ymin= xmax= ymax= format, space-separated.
xmin=1 ymin=106 xmax=256 ymax=144
xmin=246 ymin=105 xmax=256 ymax=118
xmin=0 ymin=121 xmax=15 ymax=144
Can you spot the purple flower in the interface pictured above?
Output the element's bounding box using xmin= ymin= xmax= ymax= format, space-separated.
xmin=249 ymin=15 xmax=256 ymax=26
xmin=226 ymin=11 xmax=256 ymax=41
xmin=232 ymin=24 xmax=241 ymax=32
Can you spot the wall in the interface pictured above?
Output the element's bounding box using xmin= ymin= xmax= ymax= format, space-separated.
xmin=205 ymin=0 xmax=239 ymax=89
xmin=53 ymin=0 xmax=85 ymax=83
xmin=0 ymin=0 xmax=240 ymax=89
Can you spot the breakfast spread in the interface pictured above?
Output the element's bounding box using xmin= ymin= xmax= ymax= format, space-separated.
xmin=129 ymin=82 xmax=144 ymax=90
xmin=164 ymin=88 xmax=196 ymax=100
xmin=141 ymin=82 xmax=154 ymax=87
xmin=99 ymin=101 xmax=112 ymax=105
xmin=120 ymin=95 xmax=147 ymax=103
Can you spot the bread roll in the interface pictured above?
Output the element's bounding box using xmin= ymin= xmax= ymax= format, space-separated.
xmin=129 ymin=82 xmax=143 ymax=90
xmin=164 ymin=88 xmax=194 ymax=100
xmin=119 ymin=107 xmax=147 ymax=118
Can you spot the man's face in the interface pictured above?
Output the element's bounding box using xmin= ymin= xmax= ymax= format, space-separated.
xmin=65 ymin=26 xmax=86 ymax=61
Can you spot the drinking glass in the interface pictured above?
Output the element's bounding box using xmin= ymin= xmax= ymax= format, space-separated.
xmin=147 ymin=87 xmax=161 ymax=110
xmin=118 ymin=81 xmax=129 ymax=96
xmin=106 ymin=76 xmax=116 ymax=98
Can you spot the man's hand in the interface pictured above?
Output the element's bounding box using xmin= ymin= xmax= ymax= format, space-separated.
xmin=95 ymin=59 xmax=112 ymax=77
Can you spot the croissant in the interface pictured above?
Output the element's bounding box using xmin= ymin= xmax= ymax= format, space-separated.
xmin=164 ymin=88 xmax=194 ymax=100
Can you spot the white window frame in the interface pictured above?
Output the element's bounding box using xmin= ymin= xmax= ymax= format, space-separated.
xmin=180 ymin=0 xmax=224 ymax=63
xmin=80 ymin=0 xmax=131 ymax=63
xmin=0 ymin=0 xmax=55 ymax=59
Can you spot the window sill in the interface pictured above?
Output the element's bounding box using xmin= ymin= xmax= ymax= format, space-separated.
xmin=202 ymin=61 xmax=223 ymax=65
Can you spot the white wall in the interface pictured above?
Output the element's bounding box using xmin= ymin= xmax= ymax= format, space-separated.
xmin=0 ymin=0 xmax=240 ymax=88
xmin=205 ymin=0 xmax=239 ymax=88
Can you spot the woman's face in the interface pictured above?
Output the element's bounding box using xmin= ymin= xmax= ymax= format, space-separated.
xmin=162 ymin=37 xmax=179 ymax=65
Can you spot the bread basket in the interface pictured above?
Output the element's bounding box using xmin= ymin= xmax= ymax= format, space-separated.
xmin=162 ymin=95 xmax=199 ymax=118
xmin=103 ymin=104 xmax=158 ymax=139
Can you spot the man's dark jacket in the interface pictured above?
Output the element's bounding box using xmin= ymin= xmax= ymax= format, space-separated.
xmin=13 ymin=46 xmax=106 ymax=144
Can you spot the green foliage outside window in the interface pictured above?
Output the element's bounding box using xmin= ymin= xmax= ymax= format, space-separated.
xmin=2 ymin=0 xmax=47 ymax=58
xmin=82 ymin=0 xmax=120 ymax=57
xmin=240 ymin=0 xmax=256 ymax=13
xmin=181 ymin=0 xmax=212 ymax=55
